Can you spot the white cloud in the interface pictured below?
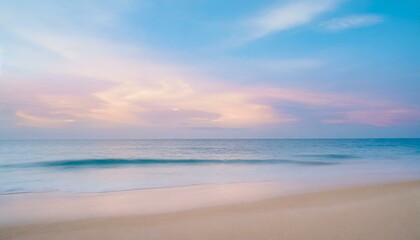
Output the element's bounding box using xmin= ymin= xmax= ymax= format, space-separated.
xmin=320 ymin=14 xmax=384 ymax=31
xmin=249 ymin=0 xmax=338 ymax=40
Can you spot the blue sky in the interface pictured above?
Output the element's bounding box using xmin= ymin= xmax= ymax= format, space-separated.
xmin=0 ymin=0 xmax=419 ymax=139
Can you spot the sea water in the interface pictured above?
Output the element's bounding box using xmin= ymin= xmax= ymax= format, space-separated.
xmin=1 ymin=139 xmax=419 ymax=194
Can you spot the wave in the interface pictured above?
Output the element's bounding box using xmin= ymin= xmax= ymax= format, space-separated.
xmin=7 ymin=158 xmax=338 ymax=169
xmin=296 ymin=154 xmax=357 ymax=159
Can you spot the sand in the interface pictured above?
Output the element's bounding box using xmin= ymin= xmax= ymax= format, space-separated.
xmin=1 ymin=180 xmax=419 ymax=240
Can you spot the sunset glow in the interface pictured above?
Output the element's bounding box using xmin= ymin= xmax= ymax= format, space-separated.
xmin=1 ymin=0 xmax=419 ymax=138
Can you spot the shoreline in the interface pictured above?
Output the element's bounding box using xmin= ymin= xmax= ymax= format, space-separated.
xmin=0 ymin=178 xmax=419 ymax=225
xmin=1 ymin=180 xmax=420 ymax=239
xmin=0 ymin=181 xmax=286 ymax=226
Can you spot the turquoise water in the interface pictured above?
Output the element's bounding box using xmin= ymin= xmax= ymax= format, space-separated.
xmin=1 ymin=139 xmax=419 ymax=194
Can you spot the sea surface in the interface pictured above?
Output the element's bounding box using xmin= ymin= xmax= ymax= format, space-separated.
xmin=1 ymin=139 xmax=419 ymax=194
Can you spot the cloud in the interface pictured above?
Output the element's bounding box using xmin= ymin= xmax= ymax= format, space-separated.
xmin=247 ymin=0 xmax=338 ymax=40
xmin=323 ymin=109 xmax=420 ymax=126
xmin=1 ymin=0 xmax=419 ymax=132
xmin=3 ymin=29 xmax=419 ymax=129
xmin=320 ymin=14 xmax=384 ymax=31
xmin=15 ymin=111 xmax=75 ymax=128
xmin=2 ymin=28 xmax=296 ymax=127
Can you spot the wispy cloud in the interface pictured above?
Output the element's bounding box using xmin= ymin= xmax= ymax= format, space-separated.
xmin=3 ymin=20 xmax=419 ymax=129
xmin=2 ymin=29 xmax=294 ymax=127
xmin=1 ymin=0 xmax=419 ymax=135
xmin=15 ymin=111 xmax=75 ymax=128
xmin=247 ymin=0 xmax=338 ymax=40
xmin=323 ymin=109 xmax=420 ymax=126
xmin=320 ymin=14 xmax=384 ymax=31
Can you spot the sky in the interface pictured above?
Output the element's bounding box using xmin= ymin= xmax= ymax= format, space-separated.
xmin=0 ymin=0 xmax=419 ymax=139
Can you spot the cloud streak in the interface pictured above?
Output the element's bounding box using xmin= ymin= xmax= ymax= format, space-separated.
xmin=247 ymin=0 xmax=338 ymax=40
xmin=320 ymin=14 xmax=384 ymax=31
xmin=323 ymin=109 xmax=420 ymax=126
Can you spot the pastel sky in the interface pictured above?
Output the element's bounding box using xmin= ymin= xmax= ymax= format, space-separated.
xmin=0 ymin=0 xmax=419 ymax=139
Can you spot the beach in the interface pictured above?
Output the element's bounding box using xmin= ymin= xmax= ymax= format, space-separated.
xmin=1 ymin=139 xmax=419 ymax=239
xmin=1 ymin=180 xmax=419 ymax=240
xmin=1 ymin=0 xmax=419 ymax=238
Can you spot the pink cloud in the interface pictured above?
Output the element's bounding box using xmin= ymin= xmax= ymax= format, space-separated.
xmin=15 ymin=111 xmax=75 ymax=128
xmin=3 ymin=27 xmax=419 ymax=129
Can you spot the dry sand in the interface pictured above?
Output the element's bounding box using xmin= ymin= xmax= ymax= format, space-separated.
xmin=1 ymin=180 xmax=419 ymax=240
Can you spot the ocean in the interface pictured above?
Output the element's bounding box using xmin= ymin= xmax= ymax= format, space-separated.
xmin=1 ymin=139 xmax=419 ymax=194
